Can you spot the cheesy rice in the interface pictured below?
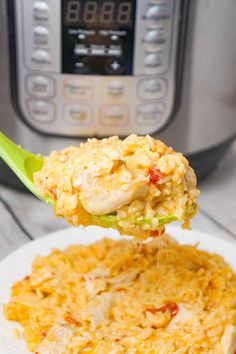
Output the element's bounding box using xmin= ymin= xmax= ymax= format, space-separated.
xmin=34 ymin=135 xmax=199 ymax=238
xmin=4 ymin=235 xmax=236 ymax=354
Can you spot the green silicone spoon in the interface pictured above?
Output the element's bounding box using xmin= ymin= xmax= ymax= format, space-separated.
xmin=0 ymin=131 xmax=54 ymax=206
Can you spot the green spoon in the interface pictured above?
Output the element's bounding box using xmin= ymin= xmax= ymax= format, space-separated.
xmin=0 ymin=131 xmax=54 ymax=206
xmin=0 ymin=131 xmax=178 ymax=230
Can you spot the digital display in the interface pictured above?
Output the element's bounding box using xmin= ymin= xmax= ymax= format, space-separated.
xmin=62 ymin=0 xmax=136 ymax=75
xmin=64 ymin=0 xmax=134 ymax=27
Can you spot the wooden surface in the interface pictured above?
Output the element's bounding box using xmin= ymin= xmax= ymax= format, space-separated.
xmin=0 ymin=140 xmax=235 ymax=260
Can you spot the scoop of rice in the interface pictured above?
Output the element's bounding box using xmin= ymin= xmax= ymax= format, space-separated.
xmin=34 ymin=135 xmax=199 ymax=238
xmin=4 ymin=235 xmax=236 ymax=353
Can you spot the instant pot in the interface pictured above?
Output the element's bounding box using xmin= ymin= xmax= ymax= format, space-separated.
xmin=0 ymin=0 xmax=236 ymax=189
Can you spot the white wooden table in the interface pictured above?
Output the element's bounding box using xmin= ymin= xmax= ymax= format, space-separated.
xmin=0 ymin=140 xmax=235 ymax=260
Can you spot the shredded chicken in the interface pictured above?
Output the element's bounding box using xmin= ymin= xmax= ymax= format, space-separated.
xmin=36 ymin=323 xmax=74 ymax=354
xmin=84 ymin=275 xmax=107 ymax=297
xmin=107 ymin=268 xmax=142 ymax=288
xmin=89 ymin=292 xmax=113 ymax=327
xmin=221 ymin=324 xmax=236 ymax=354
xmin=168 ymin=303 xmax=195 ymax=330
xmin=87 ymin=267 xmax=110 ymax=278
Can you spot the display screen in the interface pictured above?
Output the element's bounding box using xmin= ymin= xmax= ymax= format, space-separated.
xmin=64 ymin=0 xmax=134 ymax=27
xmin=62 ymin=0 xmax=136 ymax=75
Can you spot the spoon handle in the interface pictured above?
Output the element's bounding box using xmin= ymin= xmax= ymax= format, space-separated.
xmin=0 ymin=131 xmax=43 ymax=199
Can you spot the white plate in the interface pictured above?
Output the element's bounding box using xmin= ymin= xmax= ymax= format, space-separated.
xmin=0 ymin=226 xmax=236 ymax=354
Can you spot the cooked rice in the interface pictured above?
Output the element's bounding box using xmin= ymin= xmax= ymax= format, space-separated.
xmin=34 ymin=135 xmax=199 ymax=238
xmin=4 ymin=235 xmax=236 ymax=353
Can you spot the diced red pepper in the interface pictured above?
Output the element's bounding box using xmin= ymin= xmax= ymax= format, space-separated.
xmin=64 ymin=315 xmax=80 ymax=325
xmin=41 ymin=330 xmax=47 ymax=338
xmin=115 ymin=334 xmax=126 ymax=342
xmin=143 ymin=302 xmax=179 ymax=318
xmin=150 ymin=230 xmax=159 ymax=237
xmin=116 ymin=287 xmax=127 ymax=292
xmin=150 ymin=228 xmax=165 ymax=237
xmin=166 ymin=302 xmax=179 ymax=317
xmin=49 ymin=188 xmax=57 ymax=200
xmin=148 ymin=167 xmax=163 ymax=184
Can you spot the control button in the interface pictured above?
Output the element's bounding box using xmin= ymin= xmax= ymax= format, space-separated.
xmin=31 ymin=50 xmax=51 ymax=65
xmin=74 ymin=46 xmax=89 ymax=55
xmin=78 ymin=33 xmax=86 ymax=40
xmin=137 ymin=103 xmax=165 ymax=125
xmin=27 ymin=100 xmax=54 ymax=122
xmin=63 ymin=79 xmax=93 ymax=100
xmin=33 ymin=26 xmax=49 ymax=46
xmin=111 ymin=61 xmax=120 ymax=70
xmin=26 ymin=75 xmax=55 ymax=97
xmin=146 ymin=5 xmax=169 ymax=27
xmin=107 ymin=48 xmax=122 ymax=56
xmin=33 ymin=1 xmax=49 ymax=22
xmin=111 ymin=35 xmax=119 ymax=41
xmin=138 ymin=78 xmax=166 ymax=100
xmin=107 ymin=81 xmax=125 ymax=96
xmin=74 ymin=58 xmax=90 ymax=74
xmin=100 ymin=105 xmax=128 ymax=125
xmin=143 ymin=30 xmax=166 ymax=51
xmin=64 ymin=104 xmax=92 ymax=124
xmin=90 ymin=48 xmax=105 ymax=55
xmin=144 ymin=53 xmax=162 ymax=73
xmin=105 ymin=59 xmax=124 ymax=74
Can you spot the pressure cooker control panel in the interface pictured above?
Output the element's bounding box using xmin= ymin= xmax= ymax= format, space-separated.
xmin=14 ymin=0 xmax=182 ymax=137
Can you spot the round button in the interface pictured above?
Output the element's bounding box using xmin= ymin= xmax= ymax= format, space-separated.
xmin=144 ymin=53 xmax=162 ymax=71
xmin=33 ymin=2 xmax=49 ymax=22
xmin=78 ymin=33 xmax=86 ymax=40
xmin=27 ymin=100 xmax=54 ymax=122
xmin=137 ymin=103 xmax=165 ymax=125
xmin=111 ymin=35 xmax=119 ymax=41
xmin=31 ymin=50 xmax=51 ymax=64
xmin=33 ymin=26 xmax=49 ymax=46
xmin=143 ymin=30 xmax=166 ymax=51
xmin=146 ymin=5 xmax=169 ymax=28
xmin=105 ymin=59 xmax=124 ymax=75
xmin=138 ymin=78 xmax=166 ymax=100
xmin=107 ymin=81 xmax=125 ymax=96
xmin=144 ymin=79 xmax=162 ymax=92
xmin=26 ymin=75 xmax=55 ymax=97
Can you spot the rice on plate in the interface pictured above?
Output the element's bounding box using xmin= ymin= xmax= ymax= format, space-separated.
xmin=4 ymin=234 xmax=236 ymax=354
